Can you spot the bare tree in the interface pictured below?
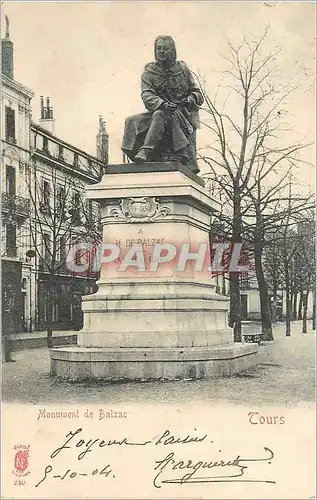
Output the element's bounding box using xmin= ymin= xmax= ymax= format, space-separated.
xmin=242 ymin=166 xmax=314 ymax=339
xmin=196 ymin=30 xmax=313 ymax=341
xmin=27 ymin=165 xmax=101 ymax=347
xmin=289 ymin=213 xmax=315 ymax=334
xmin=262 ymin=193 xmax=315 ymax=336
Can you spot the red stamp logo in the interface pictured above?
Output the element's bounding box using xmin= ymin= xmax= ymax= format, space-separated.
xmin=12 ymin=445 xmax=30 ymax=477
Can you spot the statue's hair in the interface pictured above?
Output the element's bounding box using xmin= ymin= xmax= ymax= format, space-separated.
xmin=154 ymin=36 xmax=177 ymax=62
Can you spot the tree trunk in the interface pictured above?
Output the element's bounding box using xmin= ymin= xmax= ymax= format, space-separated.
xmin=292 ymin=292 xmax=298 ymax=320
xmin=46 ymin=279 xmax=54 ymax=348
xmin=285 ymin=290 xmax=291 ymax=336
xmin=284 ymin=256 xmax=291 ymax=336
xmin=298 ymin=291 xmax=303 ymax=320
xmin=215 ymin=274 xmax=220 ymax=294
xmin=229 ymin=273 xmax=242 ymax=342
xmin=273 ymin=274 xmax=278 ymax=302
xmin=222 ymin=274 xmax=226 ymax=296
xmin=254 ymin=240 xmax=274 ymax=341
xmin=271 ymin=299 xmax=277 ymax=323
xmin=302 ymin=291 xmax=309 ymax=334
xmin=229 ymin=188 xmax=243 ymax=342
xmin=279 ymin=290 xmax=284 ymax=321
xmin=313 ymin=291 xmax=316 ymax=330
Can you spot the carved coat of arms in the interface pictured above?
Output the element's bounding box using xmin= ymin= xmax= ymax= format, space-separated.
xmin=110 ymin=197 xmax=170 ymax=223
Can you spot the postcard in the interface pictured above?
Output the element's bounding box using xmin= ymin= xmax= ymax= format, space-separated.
xmin=1 ymin=1 xmax=315 ymax=499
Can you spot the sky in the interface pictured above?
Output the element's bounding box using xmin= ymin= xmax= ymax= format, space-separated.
xmin=1 ymin=1 xmax=316 ymax=187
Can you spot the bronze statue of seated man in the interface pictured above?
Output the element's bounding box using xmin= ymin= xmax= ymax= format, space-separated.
xmin=121 ymin=36 xmax=204 ymax=173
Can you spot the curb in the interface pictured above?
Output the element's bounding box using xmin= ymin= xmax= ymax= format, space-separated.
xmin=10 ymin=334 xmax=77 ymax=351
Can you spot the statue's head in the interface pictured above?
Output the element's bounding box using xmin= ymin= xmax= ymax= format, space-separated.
xmin=154 ymin=36 xmax=177 ymax=64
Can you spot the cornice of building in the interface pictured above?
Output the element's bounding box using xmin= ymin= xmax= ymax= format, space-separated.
xmin=1 ymin=73 xmax=34 ymax=99
xmin=33 ymin=149 xmax=102 ymax=183
xmin=31 ymin=121 xmax=103 ymax=165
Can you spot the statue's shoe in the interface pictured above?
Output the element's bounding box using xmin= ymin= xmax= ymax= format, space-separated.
xmin=134 ymin=149 xmax=149 ymax=163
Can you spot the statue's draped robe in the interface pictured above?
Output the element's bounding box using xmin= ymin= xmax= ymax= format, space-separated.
xmin=122 ymin=61 xmax=204 ymax=164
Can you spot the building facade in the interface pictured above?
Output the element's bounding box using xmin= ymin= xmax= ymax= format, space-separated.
xmin=29 ymin=112 xmax=105 ymax=331
xmin=1 ymin=20 xmax=108 ymax=334
xmin=1 ymin=18 xmax=34 ymax=335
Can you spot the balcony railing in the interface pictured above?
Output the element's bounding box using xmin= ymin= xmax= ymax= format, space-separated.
xmin=2 ymin=192 xmax=30 ymax=220
xmin=35 ymin=147 xmax=102 ymax=180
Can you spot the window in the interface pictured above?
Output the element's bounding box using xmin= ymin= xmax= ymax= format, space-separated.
xmin=25 ymin=165 xmax=31 ymax=187
xmin=240 ymin=294 xmax=248 ymax=320
xmin=239 ymin=274 xmax=250 ymax=290
xmin=86 ymin=200 xmax=93 ymax=223
xmin=6 ymin=224 xmax=17 ymax=257
xmin=41 ymin=180 xmax=50 ymax=211
xmin=73 ymin=192 xmax=81 ymax=211
xmin=59 ymin=236 xmax=66 ymax=263
xmin=42 ymin=233 xmax=51 ymax=261
xmin=6 ymin=165 xmax=16 ymax=196
xmin=56 ymin=186 xmax=66 ymax=216
xmin=71 ymin=192 xmax=82 ymax=225
xmin=5 ymin=107 xmax=15 ymax=142
xmin=56 ymin=235 xmax=68 ymax=265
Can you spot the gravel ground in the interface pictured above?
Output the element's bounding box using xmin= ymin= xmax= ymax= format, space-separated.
xmin=2 ymin=321 xmax=315 ymax=407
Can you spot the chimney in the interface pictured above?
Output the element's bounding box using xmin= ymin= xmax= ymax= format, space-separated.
xmin=39 ymin=96 xmax=55 ymax=134
xmin=96 ymin=115 xmax=109 ymax=164
xmin=1 ymin=16 xmax=14 ymax=79
xmin=40 ymin=96 xmax=44 ymax=119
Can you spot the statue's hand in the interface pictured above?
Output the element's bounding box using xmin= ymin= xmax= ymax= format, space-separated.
xmin=186 ymin=94 xmax=197 ymax=110
xmin=162 ymin=102 xmax=177 ymax=112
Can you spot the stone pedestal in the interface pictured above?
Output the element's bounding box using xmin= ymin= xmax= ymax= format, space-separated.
xmin=50 ymin=163 xmax=257 ymax=380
